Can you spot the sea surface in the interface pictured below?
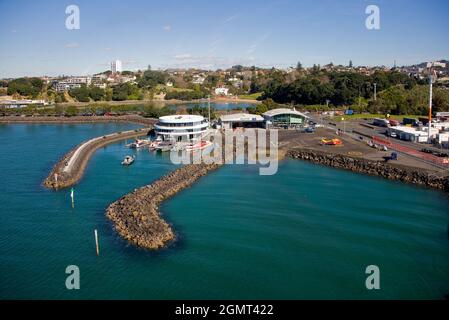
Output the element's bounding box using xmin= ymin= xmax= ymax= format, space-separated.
xmin=0 ymin=123 xmax=448 ymax=299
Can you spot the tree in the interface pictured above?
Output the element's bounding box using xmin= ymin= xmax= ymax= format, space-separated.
xmin=69 ymin=85 xmax=90 ymax=102
xmin=89 ymin=86 xmax=106 ymax=101
xmin=349 ymin=60 xmax=353 ymax=68
xmin=296 ymin=61 xmax=303 ymax=71
xmin=7 ymin=77 xmax=44 ymax=97
xmin=66 ymin=105 xmax=78 ymax=117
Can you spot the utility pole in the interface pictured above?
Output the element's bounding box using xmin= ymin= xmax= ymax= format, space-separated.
xmin=207 ymin=94 xmax=211 ymax=128
xmin=373 ymin=83 xmax=377 ymax=101
xmin=428 ymin=72 xmax=434 ymax=142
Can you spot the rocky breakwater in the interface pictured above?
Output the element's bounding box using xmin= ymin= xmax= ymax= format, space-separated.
xmin=106 ymin=163 xmax=221 ymax=250
xmin=287 ymin=149 xmax=449 ymax=192
xmin=44 ymin=128 xmax=151 ymax=189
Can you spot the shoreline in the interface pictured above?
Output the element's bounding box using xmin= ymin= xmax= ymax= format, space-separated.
xmin=51 ymin=97 xmax=261 ymax=108
xmin=0 ymin=115 xmax=157 ymax=126
xmin=105 ymin=147 xmax=449 ymax=251
xmin=43 ymin=127 xmax=151 ymax=189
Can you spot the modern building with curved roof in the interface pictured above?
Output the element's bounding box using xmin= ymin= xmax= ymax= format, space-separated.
xmin=263 ymin=108 xmax=308 ymax=127
xmin=218 ymin=113 xmax=266 ymax=129
xmin=154 ymin=114 xmax=208 ymax=141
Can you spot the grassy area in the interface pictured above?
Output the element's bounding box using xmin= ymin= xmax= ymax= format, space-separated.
xmin=238 ymin=92 xmax=262 ymax=100
xmin=330 ymin=113 xmax=422 ymax=121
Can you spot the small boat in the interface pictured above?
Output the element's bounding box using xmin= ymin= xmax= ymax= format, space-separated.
xmin=121 ymin=155 xmax=135 ymax=166
xmin=185 ymin=140 xmax=213 ymax=152
xmin=155 ymin=141 xmax=174 ymax=152
xmin=127 ymin=139 xmax=150 ymax=149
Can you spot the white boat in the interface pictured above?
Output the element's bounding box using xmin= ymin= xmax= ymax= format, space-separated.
xmin=155 ymin=141 xmax=175 ymax=152
xmin=127 ymin=139 xmax=151 ymax=149
xmin=121 ymin=155 xmax=135 ymax=166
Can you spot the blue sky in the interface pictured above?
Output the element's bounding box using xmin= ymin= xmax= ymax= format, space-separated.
xmin=0 ymin=0 xmax=448 ymax=77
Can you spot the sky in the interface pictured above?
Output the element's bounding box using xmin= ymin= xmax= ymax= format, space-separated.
xmin=0 ymin=0 xmax=448 ymax=78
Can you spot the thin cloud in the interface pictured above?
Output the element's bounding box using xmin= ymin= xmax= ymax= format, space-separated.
xmin=163 ymin=25 xmax=172 ymax=32
xmin=246 ymin=32 xmax=270 ymax=55
xmin=224 ymin=13 xmax=239 ymax=23
xmin=65 ymin=42 xmax=79 ymax=48
xmin=173 ymin=53 xmax=192 ymax=60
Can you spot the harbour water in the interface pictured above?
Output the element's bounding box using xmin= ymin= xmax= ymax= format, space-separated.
xmin=0 ymin=123 xmax=448 ymax=299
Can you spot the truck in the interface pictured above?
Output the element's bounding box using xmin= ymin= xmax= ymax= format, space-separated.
xmin=403 ymin=117 xmax=419 ymax=127
xmin=373 ymin=118 xmax=389 ymax=127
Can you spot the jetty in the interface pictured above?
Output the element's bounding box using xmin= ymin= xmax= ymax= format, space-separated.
xmin=106 ymin=163 xmax=221 ymax=249
xmin=43 ymin=127 xmax=151 ymax=189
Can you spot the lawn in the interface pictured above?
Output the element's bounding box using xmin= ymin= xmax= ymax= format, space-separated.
xmin=238 ymin=92 xmax=262 ymax=100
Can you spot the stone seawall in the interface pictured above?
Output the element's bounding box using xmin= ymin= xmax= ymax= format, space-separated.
xmin=44 ymin=128 xmax=151 ymax=189
xmin=287 ymin=149 xmax=449 ymax=192
xmin=106 ymin=163 xmax=221 ymax=250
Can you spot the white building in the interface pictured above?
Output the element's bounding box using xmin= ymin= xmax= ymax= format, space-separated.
xmin=263 ymin=108 xmax=308 ymax=128
xmin=219 ymin=113 xmax=265 ymax=129
xmin=215 ymin=87 xmax=229 ymax=96
xmin=111 ymin=60 xmax=122 ymax=74
xmin=53 ymin=76 xmax=92 ymax=92
xmin=192 ymin=75 xmax=205 ymax=84
xmin=154 ymin=115 xmax=209 ymax=142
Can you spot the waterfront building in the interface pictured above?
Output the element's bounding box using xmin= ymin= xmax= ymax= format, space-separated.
xmin=154 ymin=115 xmax=209 ymax=142
xmin=219 ymin=113 xmax=266 ymax=129
xmin=111 ymin=60 xmax=122 ymax=74
xmin=263 ymin=108 xmax=308 ymax=128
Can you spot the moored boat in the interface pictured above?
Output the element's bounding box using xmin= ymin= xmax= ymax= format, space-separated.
xmin=185 ymin=140 xmax=213 ymax=152
xmin=127 ymin=139 xmax=151 ymax=149
xmin=121 ymin=155 xmax=135 ymax=166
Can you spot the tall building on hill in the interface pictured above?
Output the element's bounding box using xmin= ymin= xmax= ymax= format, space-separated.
xmin=111 ymin=60 xmax=122 ymax=74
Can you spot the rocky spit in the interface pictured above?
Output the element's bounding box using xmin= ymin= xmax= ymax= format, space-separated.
xmin=43 ymin=128 xmax=151 ymax=189
xmin=106 ymin=163 xmax=221 ymax=250
xmin=287 ymin=149 xmax=449 ymax=192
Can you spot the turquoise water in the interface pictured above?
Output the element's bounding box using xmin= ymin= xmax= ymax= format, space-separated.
xmin=0 ymin=123 xmax=449 ymax=299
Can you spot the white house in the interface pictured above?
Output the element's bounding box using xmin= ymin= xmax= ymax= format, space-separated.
xmin=215 ymin=87 xmax=229 ymax=96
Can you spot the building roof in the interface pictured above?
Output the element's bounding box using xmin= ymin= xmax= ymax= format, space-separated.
xmin=158 ymin=114 xmax=205 ymax=123
xmin=262 ymin=108 xmax=308 ymax=118
xmin=219 ymin=113 xmax=264 ymax=122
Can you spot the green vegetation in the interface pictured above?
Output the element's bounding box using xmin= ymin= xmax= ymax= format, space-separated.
xmin=187 ymin=104 xmax=216 ymax=119
xmin=367 ymin=85 xmax=449 ymax=116
xmin=247 ymin=99 xmax=280 ymax=115
xmin=260 ymin=70 xmax=416 ymax=106
xmin=165 ymin=86 xmax=208 ymax=100
xmin=238 ymin=92 xmax=263 ymax=100
xmin=7 ymin=78 xmax=44 ymax=98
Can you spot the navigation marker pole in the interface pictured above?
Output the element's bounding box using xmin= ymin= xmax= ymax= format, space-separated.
xmin=94 ymin=229 xmax=100 ymax=256
xmin=70 ymin=187 xmax=75 ymax=208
